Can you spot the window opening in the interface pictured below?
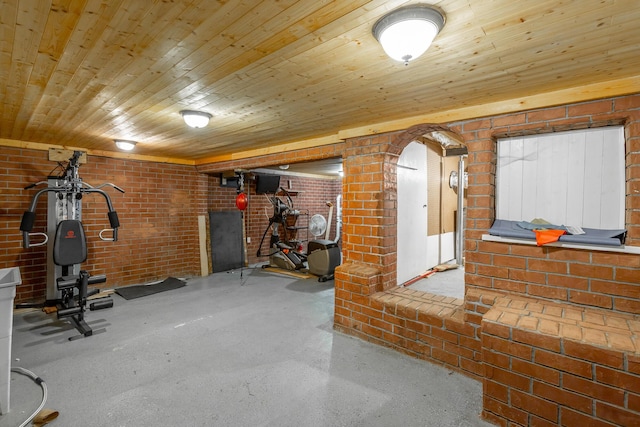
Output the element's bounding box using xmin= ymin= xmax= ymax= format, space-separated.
xmin=496 ymin=126 xmax=625 ymax=230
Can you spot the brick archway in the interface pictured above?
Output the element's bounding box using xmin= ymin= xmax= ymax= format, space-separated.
xmin=336 ymin=123 xmax=467 ymax=293
xmin=389 ymin=123 xmax=462 ymax=155
xmin=334 ymin=123 xmax=478 ymax=377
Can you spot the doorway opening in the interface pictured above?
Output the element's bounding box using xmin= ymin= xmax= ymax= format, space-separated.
xmin=396 ymin=131 xmax=467 ymax=298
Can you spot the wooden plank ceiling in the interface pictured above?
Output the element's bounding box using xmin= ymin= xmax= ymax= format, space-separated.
xmin=1 ymin=0 xmax=639 ymax=163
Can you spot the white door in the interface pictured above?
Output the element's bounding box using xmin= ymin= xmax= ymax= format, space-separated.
xmin=397 ymin=141 xmax=429 ymax=285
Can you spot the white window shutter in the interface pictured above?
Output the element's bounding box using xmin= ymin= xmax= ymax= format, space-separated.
xmin=497 ymin=126 xmax=624 ymax=229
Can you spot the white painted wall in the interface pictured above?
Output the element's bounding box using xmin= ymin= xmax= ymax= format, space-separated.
xmin=426 ymin=232 xmax=455 ymax=267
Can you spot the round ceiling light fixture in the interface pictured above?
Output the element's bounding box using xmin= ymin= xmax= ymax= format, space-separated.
xmin=372 ymin=4 xmax=445 ymax=65
xmin=180 ymin=110 xmax=213 ymax=128
xmin=114 ymin=139 xmax=137 ymax=151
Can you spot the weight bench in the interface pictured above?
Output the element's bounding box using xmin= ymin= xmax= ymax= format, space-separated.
xmin=53 ymin=219 xmax=113 ymax=340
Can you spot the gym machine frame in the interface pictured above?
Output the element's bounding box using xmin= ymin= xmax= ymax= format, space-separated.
xmin=257 ymin=187 xmax=308 ymax=271
xmin=256 ymin=187 xmax=341 ymax=281
xmin=19 ymin=151 xmax=123 ymax=340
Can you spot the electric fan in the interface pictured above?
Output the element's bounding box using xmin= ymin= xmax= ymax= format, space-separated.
xmin=308 ymin=214 xmax=327 ymax=238
xmin=306 ymin=214 xmax=340 ymax=282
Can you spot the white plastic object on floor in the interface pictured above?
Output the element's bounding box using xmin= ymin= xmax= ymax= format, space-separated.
xmin=0 ymin=267 xmax=20 ymax=414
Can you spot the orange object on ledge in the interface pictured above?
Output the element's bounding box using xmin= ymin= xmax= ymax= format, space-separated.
xmin=533 ymin=229 xmax=566 ymax=246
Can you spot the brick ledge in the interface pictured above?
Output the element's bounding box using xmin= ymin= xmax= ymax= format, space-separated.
xmin=482 ymin=234 xmax=640 ymax=254
xmin=373 ymin=286 xmax=465 ymax=322
xmin=484 ymin=294 xmax=640 ymax=354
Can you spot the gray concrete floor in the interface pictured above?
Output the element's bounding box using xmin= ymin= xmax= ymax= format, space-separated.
xmin=408 ymin=265 xmax=465 ymax=300
xmin=2 ymin=267 xmax=491 ymax=427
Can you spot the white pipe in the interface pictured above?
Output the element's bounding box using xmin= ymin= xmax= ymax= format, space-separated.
xmin=455 ymin=157 xmax=465 ymax=265
xmin=325 ymin=202 xmax=333 ymax=240
xmin=334 ymin=194 xmax=342 ymax=243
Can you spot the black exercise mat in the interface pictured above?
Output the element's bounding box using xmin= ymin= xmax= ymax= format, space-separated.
xmin=115 ymin=277 xmax=186 ymax=300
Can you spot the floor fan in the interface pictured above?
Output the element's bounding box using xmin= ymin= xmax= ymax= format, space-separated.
xmin=307 ymin=214 xmax=341 ymax=282
xmin=308 ymin=214 xmax=327 ymax=239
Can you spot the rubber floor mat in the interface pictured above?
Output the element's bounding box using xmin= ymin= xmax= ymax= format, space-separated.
xmin=115 ymin=277 xmax=186 ymax=300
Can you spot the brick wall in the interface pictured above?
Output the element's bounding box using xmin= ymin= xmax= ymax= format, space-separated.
xmin=197 ymin=143 xmax=345 ymax=268
xmin=481 ymin=294 xmax=640 ymax=426
xmin=333 ymin=95 xmax=640 ymax=426
xmin=0 ymin=148 xmax=208 ymax=303
xmin=455 ymin=96 xmax=640 ymax=315
xmin=0 ymin=145 xmax=343 ymax=303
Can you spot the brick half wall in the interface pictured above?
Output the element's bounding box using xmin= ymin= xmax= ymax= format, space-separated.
xmin=456 ymin=96 xmax=640 ymax=315
xmin=334 ymin=94 xmax=640 ymax=426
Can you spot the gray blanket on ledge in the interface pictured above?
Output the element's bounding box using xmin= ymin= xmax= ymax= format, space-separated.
xmin=488 ymin=219 xmax=627 ymax=246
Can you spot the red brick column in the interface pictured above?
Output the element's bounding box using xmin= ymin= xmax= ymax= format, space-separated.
xmin=338 ymin=133 xmax=397 ymax=291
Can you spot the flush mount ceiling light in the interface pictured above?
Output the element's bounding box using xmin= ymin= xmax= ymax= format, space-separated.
xmin=372 ymin=4 xmax=445 ymax=65
xmin=114 ymin=140 xmax=136 ymax=151
xmin=180 ymin=110 xmax=212 ymax=128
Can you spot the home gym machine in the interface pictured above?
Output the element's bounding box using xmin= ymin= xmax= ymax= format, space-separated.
xmin=257 ymin=188 xmax=307 ymax=271
xmin=256 ymin=187 xmax=340 ymax=281
xmin=19 ymin=150 xmax=123 ymax=340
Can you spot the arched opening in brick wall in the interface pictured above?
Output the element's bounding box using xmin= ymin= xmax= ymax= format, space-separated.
xmin=391 ymin=124 xmax=468 ymax=295
xmin=336 ymin=123 xmax=468 ymax=293
xmin=334 ymin=122 xmax=476 ymax=374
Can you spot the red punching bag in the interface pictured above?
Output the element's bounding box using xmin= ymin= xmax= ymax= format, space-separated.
xmin=235 ymin=192 xmax=248 ymax=211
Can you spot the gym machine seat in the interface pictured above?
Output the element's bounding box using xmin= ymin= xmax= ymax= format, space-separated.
xmin=52 ymin=220 xmax=113 ymax=340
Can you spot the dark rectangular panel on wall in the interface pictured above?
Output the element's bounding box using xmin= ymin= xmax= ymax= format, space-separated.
xmin=209 ymin=211 xmax=244 ymax=272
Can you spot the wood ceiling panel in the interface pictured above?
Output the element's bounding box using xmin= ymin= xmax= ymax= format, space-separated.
xmin=52 ymin=1 xmax=323 ymax=145
xmin=1 ymin=0 xmax=639 ymax=161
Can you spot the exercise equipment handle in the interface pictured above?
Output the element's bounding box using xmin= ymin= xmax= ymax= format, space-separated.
xmin=23 ymin=232 xmax=48 ymax=248
xmin=93 ymin=182 xmax=125 ymax=193
xmin=82 ymin=188 xmax=120 ymax=241
xmin=23 ymin=181 xmax=48 ymax=190
xmin=99 ymin=228 xmax=117 ymax=241
xmin=20 ymin=190 xmax=50 ymax=248
xmin=20 ymin=186 xmax=122 ymax=245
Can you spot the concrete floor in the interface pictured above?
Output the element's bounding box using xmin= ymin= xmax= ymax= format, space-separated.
xmin=408 ymin=266 xmax=465 ymax=300
xmin=2 ymin=266 xmax=492 ymax=427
